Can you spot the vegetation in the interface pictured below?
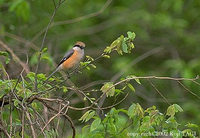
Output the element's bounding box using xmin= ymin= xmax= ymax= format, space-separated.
xmin=0 ymin=0 xmax=200 ymax=137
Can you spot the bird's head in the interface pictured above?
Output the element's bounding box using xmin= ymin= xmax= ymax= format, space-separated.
xmin=73 ymin=41 xmax=85 ymax=50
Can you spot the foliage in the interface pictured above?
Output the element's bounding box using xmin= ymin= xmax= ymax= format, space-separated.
xmin=0 ymin=0 xmax=200 ymax=137
xmin=77 ymin=104 xmax=199 ymax=138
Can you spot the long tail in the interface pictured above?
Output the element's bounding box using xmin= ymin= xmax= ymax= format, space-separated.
xmin=44 ymin=67 xmax=60 ymax=84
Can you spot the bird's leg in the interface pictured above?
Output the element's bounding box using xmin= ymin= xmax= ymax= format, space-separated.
xmin=74 ymin=65 xmax=81 ymax=74
xmin=66 ymin=71 xmax=70 ymax=79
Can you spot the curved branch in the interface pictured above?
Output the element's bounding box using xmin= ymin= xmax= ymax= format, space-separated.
xmin=0 ymin=40 xmax=30 ymax=73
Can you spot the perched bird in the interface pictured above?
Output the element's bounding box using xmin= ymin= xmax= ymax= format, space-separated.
xmin=46 ymin=41 xmax=85 ymax=81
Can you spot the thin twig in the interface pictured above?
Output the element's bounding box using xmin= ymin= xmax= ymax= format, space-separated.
xmin=26 ymin=111 xmax=37 ymax=138
xmin=21 ymin=111 xmax=25 ymax=138
xmin=111 ymin=47 xmax=163 ymax=82
xmin=30 ymin=0 xmax=112 ymax=43
xmin=148 ymin=79 xmax=171 ymax=105
xmin=34 ymin=0 xmax=66 ymax=92
xmin=42 ymin=102 xmax=69 ymax=132
xmin=37 ymin=100 xmax=75 ymax=138
xmin=177 ymin=81 xmax=200 ymax=100
xmin=0 ymin=121 xmax=11 ymax=138
xmin=0 ymin=40 xmax=30 ymax=73
xmin=4 ymin=32 xmax=39 ymax=51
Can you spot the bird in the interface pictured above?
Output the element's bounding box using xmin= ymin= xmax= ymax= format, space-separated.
xmin=45 ymin=41 xmax=85 ymax=82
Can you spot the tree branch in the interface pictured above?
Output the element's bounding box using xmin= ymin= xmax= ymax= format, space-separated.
xmin=0 ymin=40 xmax=30 ymax=73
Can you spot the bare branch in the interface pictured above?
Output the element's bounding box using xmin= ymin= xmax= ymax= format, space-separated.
xmin=34 ymin=0 xmax=66 ymax=92
xmin=0 ymin=118 xmax=11 ymax=138
xmin=148 ymin=79 xmax=171 ymax=105
xmin=31 ymin=0 xmax=112 ymax=43
xmin=177 ymin=81 xmax=200 ymax=100
xmin=42 ymin=102 xmax=69 ymax=132
xmin=26 ymin=111 xmax=36 ymax=138
xmin=0 ymin=40 xmax=30 ymax=73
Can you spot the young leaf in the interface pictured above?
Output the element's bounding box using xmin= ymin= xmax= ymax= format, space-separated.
xmin=126 ymin=75 xmax=141 ymax=84
xmin=116 ymin=35 xmax=124 ymax=55
xmin=166 ymin=105 xmax=176 ymax=117
xmin=86 ymin=55 xmax=94 ymax=61
xmin=42 ymin=47 xmax=48 ymax=53
xmin=26 ymin=72 xmax=35 ymax=82
xmin=85 ymin=111 xmax=95 ymax=122
xmin=90 ymin=64 xmax=96 ymax=69
xmin=79 ymin=110 xmax=91 ymax=122
xmin=14 ymin=99 xmax=20 ymax=107
xmin=62 ymin=86 xmax=68 ymax=93
xmin=37 ymin=73 xmax=46 ymax=81
xmin=0 ymin=51 xmax=10 ymax=64
xmin=127 ymin=31 xmax=136 ymax=40
xmin=103 ymin=55 xmax=110 ymax=59
xmin=173 ymin=104 xmax=183 ymax=112
xmin=166 ymin=104 xmax=183 ymax=117
xmin=101 ymin=82 xmax=115 ymax=97
xmin=122 ymin=40 xmax=128 ymax=53
xmin=90 ymin=118 xmax=101 ymax=132
xmin=128 ymin=83 xmax=135 ymax=92
xmin=79 ymin=110 xmax=95 ymax=122
xmin=128 ymin=103 xmax=144 ymax=119
xmin=185 ymin=123 xmax=199 ymax=128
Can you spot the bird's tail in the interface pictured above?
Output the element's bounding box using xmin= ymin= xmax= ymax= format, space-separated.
xmin=43 ymin=67 xmax=60 ymax=84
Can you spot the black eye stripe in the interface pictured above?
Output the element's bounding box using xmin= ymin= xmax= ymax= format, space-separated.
xmin=74 ymin=45 xmax=84 ymax=49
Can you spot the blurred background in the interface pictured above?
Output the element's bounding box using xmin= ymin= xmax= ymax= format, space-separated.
xmin=0 ymin=0 xmax=200 ymax=131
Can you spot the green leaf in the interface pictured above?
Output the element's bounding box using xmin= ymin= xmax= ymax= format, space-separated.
xmin=79 ymin=110 xmax=91 ymax=122
xmin=104 ymin=46 xmax=112 ymax=54
xmin=79 ymin=110 xmax=95 ymax=122
xmin=128 ymin=103 xmax=144 ymax=119
xmin=90 ymin=64 xmax=96 ymax=68
xmin=37 ymin=73 xmax=46 ymax=81
xmin=122 ymin=40 xmax=128 ymax=53
xmin=14 ymin=99 xmax=20 ymax=107
xmin=85 ymin=111 xmax=95 ymax=122
xmin=166 ymin=105 xmax=176 ymax=117
xmin=128 ymin=83 xmax=135 ymax=92
xmin=26 ymin=72 xmax=35 ymax=81
xmin=62 ymin=86 xmax=68 ymax=93
xmin=103 ymin=55 xmax=110 ymax=58
xmin=0 ymin=51 xmax=10 ymax=64
xmin=165 ymin=116 xmax=179 ymax=129
xmin=9 ymin=0 xmax=23 ymax=12
xmin=115 ymin=89 xmax=123 ymax=95
xmin=86 ymin=55 xmax=94 ymax=61
xmin=101 ymin=82 xmax=115 ymax=97
xmin=127 ymin=42 xmax=135 ymax=49
xmin=16 ymin=1 xmax=30 ymax=22
xmin=174 ymin=104 xmax=183 ymax=112
xmin=90 ymin=118 xmax=101 ymax=132
xmin=127 ymin=31 xmax=136 ymax=40
xmin=42 ymin=47 xmax=48 ymax=53
xmin=86 ymin=66 xmax=90 ymax=70
xmin=185 ymin=123 xmax=199 ymax=128
xmin=90 ymin=98 xmax=96 ymax=101
xmin=0 ymin=51 xmax=8 ymax=57
xmin=116 ymin=35 xmax=124 ymax=55
xmin=166 ymin=104 xmax=183 ymax=117
xmin=126 ymin=75 xmax=141 ymax=84
xmin=30 ymin=53 xmax=38 ymax=65
xmin=9 ymin=0 xmax=30 ymax=22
